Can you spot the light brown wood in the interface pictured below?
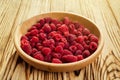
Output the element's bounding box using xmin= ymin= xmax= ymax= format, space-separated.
xmin=0 ymin=0 xmax=120 ymax=79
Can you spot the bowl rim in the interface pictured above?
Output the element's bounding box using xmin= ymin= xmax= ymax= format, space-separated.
xmin=14 ymin=12 xmax=104 ymax=67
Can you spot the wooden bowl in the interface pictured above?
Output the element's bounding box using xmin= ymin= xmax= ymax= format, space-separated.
xmin=14 ymin=12 xmax=104 ymax=72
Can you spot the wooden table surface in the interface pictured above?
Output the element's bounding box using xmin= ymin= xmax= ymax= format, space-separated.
xmin=0 ymin=0 xmax=120 ymax=80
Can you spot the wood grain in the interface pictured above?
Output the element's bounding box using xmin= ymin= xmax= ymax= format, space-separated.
xmin=0 ymin=0 xmax=120 ymax=80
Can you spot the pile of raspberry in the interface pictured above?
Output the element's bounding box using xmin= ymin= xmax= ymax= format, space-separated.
xmin=21 ymin=17 xmax=98 ymax=64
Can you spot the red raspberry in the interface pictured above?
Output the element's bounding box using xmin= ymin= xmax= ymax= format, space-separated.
xmin=74 ymin=22 xmax=81 ymax=29
xmin=44 ymin=55 xmax=52 ymax=62
xmin=76 ymin=31 xmax=83 ymax=36
xmin=69 ymin=24 xmax=75 ymax=32
xmin=56 ymin=24 xmax=61 ymax=27
xmin=62 ymin=49 xmax=72 ymax=55
xmin=33 ymin=51 xmax=44 ymax=61
xmin=39 ymin=33 xmax=46 ymax=40
xmin=28 ymin=26 xmax=37 ymax=32
xmin=44 ymin=17 xmax=52 ymax=23
xmin=66 ymin=34 xmax=76 ymax=42
xmin=37 ymin=46 xmax=43 ymax=51
xmin=30 ymin=29 xmax=39 ymax=36
xmin=39 ymin=18 xmax=45 ymax=26
xmin=82 ymin=50 xmax=90 ymax=58
xmin=89 ymin=42 xmax=98 ymax=51
xmin=82 ymin=28 xmax=90 ymax=35
xmin=77 ymin=55 xmax=83 ymax=61
xmin=50 ymin=23 xmax=56 ymax=31
xmin=42 ymin=23 xmax=51 ymax=33
xmin=75 ymin=43 xmax=84 ymax=51
xmin=63 ymin=17 xmax=70 ymax=25
xmin=58 ymin=42 xmax=65 ymax=47
xmin=89 ymin=35 xmax=98 ymax=43
xmin=75 ymin=50 xmax=82 ymax=55
xmin=30 ymin=36 xmax=39 ymax=43
xmin=69 ymin=45 xmax=77 ymax=53
xmin=52 ymin=18 xmax=59 ymax=25
xmin=52 ymin=58 xmax=62 ymax=63
xmin=21 ymin=35 xmax=28 ymax=40
xmin=30 ymin=42 xmax=35 ymax=47
xmin=83 ymin=36 xmax=88 ymax=41
xmin=53 ymin=34 xmax=62 ymax=41
xmin=21 ymin=39 xmax=32 ymax=55
xmin=52 ymin=52 xmax=62 ymax=59
xmin=32 ymin=48 xmax=38 ymax=53
xmin=57 ymin=24 xmax=69 ymax=33
xmin=60 ymin=38 xmax=67 ymax=44
xmin=42 ymin=47 xmax=51 ymax=56
xmin=48 ymin=31 xmax=57 ymax=38
xmin=39 ymin=29 xmax=44 ymax=33
xmin=62 ymin=55 xmax=77 ymax=63
xmin=34 ymin=23 xmax=42 ymax=29
xmin=55 ymin=45 xmax=63 ymax=53
xmin=76 ymin=36 xmax=84 ymax=43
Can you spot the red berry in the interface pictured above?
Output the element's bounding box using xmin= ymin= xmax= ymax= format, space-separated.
xmin=77 ymin=55 xmax=83 ymax=61
xmin=89 ymin=42 xmax=98 ymax=51
xmin=30 ymin=36 xmax=39 ymax=43
xmin=28 ymin=26 xmax=37 ymax=32
xmin=33 ymin=51 xmax=44 ymax=61
xmin=57 ymin=24 xmax=69 ymax=33
xmin=53 ymin=34 xmax=62 ymax=41
xmin=52 ymin=58 xmax=62 ymax=63
xmin=52 ymin=52 xmax=62 ymax=59
xmin=44 ymin=17 xmax=52 ymax=23
xmin=82 ymin=28 xmax=90 ymax=35
xmin=75 ymin=43 xmax=84 ymax=51
xmin=21 ymin=39 xmax=32 ymax=55
xmin=76 ymin=36 xmax=84 ymax=43
xmin=39 ymin=33 xmax=46 ymax=40
xmin=44 ymin=55 xmax=52 ymax=62
xmin=42 ymin=23 xmax=51 ymax=33
xmin=50 ymin=23 xmax=56 ymax=31
xmin=89 ymin=35 xmax=98 ymax=43
xmin=75 ymin=50 xmax=82 ymax=55
xmin=42 ymin=47 xmax=51 ymax=56
xmin=66 ymin=34 xmax=76 ymax=42
xmin=82 ymin=50 xmax=90 ymax=58
xmin=58 ymin=42 xmax=65 ymax=47
xmin=69 ymin=45 xmax=77 ymax=53
xmin=21 ymin=35 xmax=28 ymax=40
xmin=62 ymin=49 xmax=72 ymax=55
xmin=34 ymin=23 xmax=42 ymax=29
xmin=55 ymin=45 xmax=63 ymax=53
xmin=62 ymin=55 xmax=77 ymax=63
xmin=30 ymin=29 xmax=39 ymax=36
xmin=52 ymin=18 xmax=59 ymax=25
xmin=39 ymin=18 xmax=45 ymax=26
xmin=63 ymin=17 xmax=70 ymax=25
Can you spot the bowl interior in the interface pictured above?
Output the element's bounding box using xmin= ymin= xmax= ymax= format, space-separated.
xmin=14 ymin=12 xmax=103 ymax=72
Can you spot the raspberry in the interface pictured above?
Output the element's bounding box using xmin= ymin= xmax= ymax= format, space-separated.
xmin=62 ymin=55 xmax=77 ymax=63
xmin=44 ymin=17 xmax=52 ymax=23
xmin=21 ymin=35 xmax=28 ymax=40
xmin=77 ymin=55 xmax=83 ymax=61
xmin=30 ymin=42 xmax=35 ymax=47
xmin=82 ymin=28 xmax=90 ymax=35
xmin=63 ymin=17 xmax=70 ymax=25
xmin=53 ymin=34 xmax=62 ymax=41
xmin=57 ymin=24 xmax=69 ymax=33
xmin=39 ymin=18 xmax=45 ymax=26
xmin=50 ymin=23 xmax=56 ymax=31
xmin=52 ymin=58 xmax=62 ymax=63
xmin=37 ymin=46 xmax=43 ymax=51
xmin=89 ymin=42 xmax=98 ymax=51
xmin=74 ymin=22 xmax=81 ymax=29
xmin=42 ymin=47 xmax=51 ymax=56
xmin=56 ymin=24 xmax=61 ymax=28
xmin=52 ymin=52 xmax=62 ymax=59
xmin=82 ymin=50 xmax=90 ymax=58
xmin=55 ymin=45 xmax=63 ymax=53
xmin=75 ymin=43 xmax=84 ymax=51
xmin=30 ymin=29 xmax=39 ymax=36
xmin=32 ymin=48 xmax=38 ymax=53
xmin=30 ymin=36 xmax=39 ymax=43
xmin=39 ymin=29 xmax=44 ymax=33
xmin=69 ymin=45 xmax=77 ymax=53
xmin=44 ymin=55 xmax=52 ymax=62
xmin=21 ymin=39 xmax=32 ymax=55
xmin=42 ymin=23 xmax=51 ymax=33
xmin=28 ymin=26 xmax=37 ymax=32
xmin=66 ymin=34 xmax=76 ymax=42
xmin=52 ymin=18 xmax=59 ymax=25
xmin=76 ymin=36 xmax=84 ymax=43
xmin=58 ymin=42 xmax=65 ymax=47
xmin=89 ymin=35 xmax=98 ymax=43
xmin=34 ymin=23 xmax=41 ymax=29
xmin=33 ymin=51 xmax=44 ymax=61
xmin=62 ymin=49 xmax=72 ymax=55
xmin=39 ymin=33 xmax=46 ymax=40
xmin=75 ymin=50 xmax=82 ymax=55
xmin=69 ymin=24 xmax=75 ymax=32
